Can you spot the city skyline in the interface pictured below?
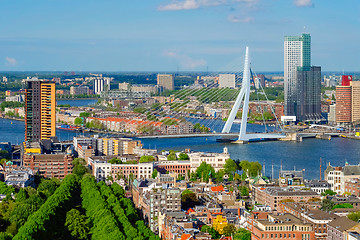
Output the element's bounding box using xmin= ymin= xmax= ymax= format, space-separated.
xmin=0 ymin=0 xmax=359 ymax=72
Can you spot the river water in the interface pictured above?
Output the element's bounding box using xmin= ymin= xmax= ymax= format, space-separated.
xmin=1 ymin=99 xmax=359 ymax=180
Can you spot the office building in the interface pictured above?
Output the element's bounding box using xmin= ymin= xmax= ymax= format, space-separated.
xmin=336 ymin=86 xmax=352 ymax=123
xmin=284 ymin=33 xmax=311 ymax=116
xmin=219 ymin=74 xmax=235 ymax=88
xmin=351 ymin=81 xmax=360 ymax=122
xmin=25 ymin=79 xmax=56 ymax=142
xmin=157 ymin=74 xmax=174 ymax=91
xmin=342 ymin=75 xmax=353 ymax=86
xmin=296 ymin=66 xmax=322 ymax=121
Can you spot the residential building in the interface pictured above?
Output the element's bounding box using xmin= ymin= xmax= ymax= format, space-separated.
xmin=25 ymin=78 xmax=56 ymax=142
xmin=336 ymin=86 xmax=352 ymax=123
xmin=284 ymin=33 xmax=311 ymax=117
xmin=5 ymin=95 xmax=24 ymax=102
xmin=279 ymin=170 xmax=304 ymax=187
xmin=327 ymin=217 xmax=360 ymax=240
xmin=219 ymin=74 xmax=235 ymax=88
xmin=324 ymin=163 xmax=360 ymax=194
xmin=248 ymin=212 xmax=315 ymax=240
xmin=23 ymin=153 xmax=73 ymax=179
xmin=280 ymin=202 xmax=337 ymax=240
xmin=305 ymin=180 xmax=331 ymax=195
xmin=155 ymin=160 xmax=191 ymax=175
xmin=4 ymin=168 xmax=35 ymax=188
xmin=157 ymin=74 xmax=174 ymax=91
xmin=96 ymin=137 xmax=142 ymax=156
xmin=70 ymin=86 xmax=90 ymax=95
xmin=252 ymin=186 xmax=319 ymax=211
xmin=189 ymin=147 xmax=230 ymax=172
xmin=345 ymin=178 xmax=360 ymax=197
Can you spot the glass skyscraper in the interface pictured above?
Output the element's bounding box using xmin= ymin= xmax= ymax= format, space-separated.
xmin=284 ymin=33 xmax=321 ymax=122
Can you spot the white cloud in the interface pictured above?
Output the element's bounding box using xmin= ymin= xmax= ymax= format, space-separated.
xmin=5 ymin=57 xmax=17 ymax=67
xmin=158 ymin=0 xmax=226 ymax=11
xmin=163 ymin=50 xmax=207 ymax=69
xmin=293 ymin=0 xmax=313 ymax=7
xmin=227 ymin=14 xmax=253 ymax=23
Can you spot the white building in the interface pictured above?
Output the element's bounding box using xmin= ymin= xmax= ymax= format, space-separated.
xmin=325 ymin=163 xmax=360 ymax=194
xmin=189 ymin=147 xmax=230 ymax=172
xmin=219 ymin=74 xmax=235 ymax=88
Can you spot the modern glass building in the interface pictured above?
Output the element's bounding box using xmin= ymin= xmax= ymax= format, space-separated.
xmin=284 ymin=33 xmax=321 ymax=122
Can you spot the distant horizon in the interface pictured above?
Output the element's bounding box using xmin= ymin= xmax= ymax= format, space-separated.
xmin=1 ymin=1 xmax=359 ymax=72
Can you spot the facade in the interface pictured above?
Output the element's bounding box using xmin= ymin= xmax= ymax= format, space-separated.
xmin=284 ymin=33 xmax=311 ymax=118
xmin=253 ymin=186 xmax=319 ymax=211
xmin=96 ymin=137 xmax=142 ymax=156
xmin=351 ymin=81 xmax=360 ymax=123
xmin=305 ymin=180 xmax=331 ymax=195
xmin=189 ymin=147 xmax=230 ymax=172
xmin=280 ymin=202 xmax=336 ymax=240
xmin=296 ymin=66 xmax=322 ymax=121
xmin=336 ymin=86 xmax=352 ymax=123
xmin=25 ymin=79 xmax=56 ymax=142
xmin=23 ymin=153 xmax=73 ymax=179
xmin=345 ymin=178 xmax=360 ymax=197
xmin=219 ymin=74 xmax=236 ymax=88
xmin=248 ymin=212 xmax=315 ymax=240
xmin=324 ymin=163 xmax=360 ymax=194
xmin=70 ymin=86 xmax=90 ymax=95
xmin=155 ymin=160 xmax=191 ymax=174
xmin=327 ymin=217 xmax=359 ymax=240
xmin=157 ymin=74 xmax=174 ymax=91
xmin=342 ymin=75 xmax=352 ymax=86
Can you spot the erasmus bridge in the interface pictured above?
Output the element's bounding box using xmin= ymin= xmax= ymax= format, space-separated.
xmin=140 ymin=47 xmax=288 ymax=143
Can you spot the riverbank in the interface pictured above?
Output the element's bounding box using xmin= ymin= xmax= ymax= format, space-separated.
xmin=0 ymin=115 xmax=24 ymax=122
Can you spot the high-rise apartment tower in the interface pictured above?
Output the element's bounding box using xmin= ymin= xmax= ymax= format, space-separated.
xmin=25 ymin=79 xmax=56 ymax=142
xmin=157 ymin=74 xmax=174 ymax=91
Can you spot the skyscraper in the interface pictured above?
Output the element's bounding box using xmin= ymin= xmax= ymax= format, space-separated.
xmin=25 ymin=78 xmax=56 ymax=142
xmin=284 ymin=33 xmax=321 ymax=122
xmin=157 ymin=74 xmax=174 ymax=91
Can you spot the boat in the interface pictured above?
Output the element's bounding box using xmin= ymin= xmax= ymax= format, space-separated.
xmin=57 ymin=124 xmax=81 ymax=131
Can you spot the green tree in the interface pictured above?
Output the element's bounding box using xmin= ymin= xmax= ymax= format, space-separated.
xmin=178 ymin=153 xmax=189 ymax=160
xmin=74 ymin=117 xmax=83 ymax=126
xmin=201 ymin=226 xmax=220 ymax=239
xmin=79 ymin=112 xmax=91 ymax=118
xmin=333 ymin=203 xmax=354 ymax=209
xmin=239 ymin=160 xmax=262 ymax=178
xmin=238 ymin=186 xmax=249 ymax=197
xmin=152 ymin=169 xmax=158 ymax=179
xmin=195 ymin=162 xmax=215 ymax=182
xmin=224 ymin=158 xmax=238 ymax=175
xmin=65 ymin=209 xmax=90 ymax=240
xmin=321 ymin=199 xmax=335 ymax=211
xmin=72 ymin=158 xmax=90 ymax=178
xmin=37 ymin=178 xmax=60 ymax=198
xmin=167 ymin=152 xmax=177 ymax=161
xmin=181 ymin=190 xmax=200 ymax=210
xmin=109 ymin=158 xmax=122 ymax=164
xmin=223 ymin=224 xmax=236 ymax=236
xmin=139 ymin=155 xmax=155 ymax=163
xmin=234 ymin=228 xmax=251 ymax=240
xmin=348 ymin=211 xmax=360 ymax=222
xmin=321 ymin=189 xmax=337 ymax=196
xmin=215 ymin=169 xmax=225 ymax=182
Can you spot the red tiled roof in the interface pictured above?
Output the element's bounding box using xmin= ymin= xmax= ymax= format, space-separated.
xmin=211 ymin=185 xmax=224 ymax=192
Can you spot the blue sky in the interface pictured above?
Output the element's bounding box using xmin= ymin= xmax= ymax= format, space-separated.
xmin=0 ymin=0 xmax=359 ymax=72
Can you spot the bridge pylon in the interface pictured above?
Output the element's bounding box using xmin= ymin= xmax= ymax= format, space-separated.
xmin=222 ymin=46 xmax=250 ymax=141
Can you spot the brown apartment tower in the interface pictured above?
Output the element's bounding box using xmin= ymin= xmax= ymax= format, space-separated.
xmin=25 ymin=79 xmax=56 ymax=142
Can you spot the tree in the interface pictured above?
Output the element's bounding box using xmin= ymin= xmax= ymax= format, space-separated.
xmin=37 ymin=178 xmax=60 ymax=198
xmin=167 ymin=152 xmax=177 ymax=161
xmin=109 ymin=158 xmax=122 ymax=164
xmin=152 ymin=169 xmax=158 ymax=179
xmin=333 ymin=203 xmax=354 ymax=209
xmin=348 ymin=211 xmax=360 ymax=222
xmin=178 ymin=153 xmax=189 ymax=160
xmin=215 ymin=169 xmax=225 ymax=182
xmin=139 ymin=155 xmax=155 ymax=163
xmin=74 ymin=117 xmax=83 ymax=126
xmin=72 ymin=158 xmax=90 ymax=178
xmin=65 ymin=209 xmax=90 ymax=240
xmin=239 ymin=160 xmax=262 ymax=178
xmin=321 ymin=189 xmax=336 ymax=196
xmin=234 ymin=228 xmax=251 ymax=240
xmin=195 ymin=162 xmax=215 ymax=182
xmin=79 ymin=112 xmax=91 ymax=118
xmin=201 ymin=226 xmax=220 ymax=239
xmin=223 ymin=224 xmax=236 ymax=236
xmin=224 ymin=158 xmax=238 ymax=175
xmin=238 ymin=186 xmax=249 ymax=197
xmin=321 ymin=199 xmax=335 ymax=211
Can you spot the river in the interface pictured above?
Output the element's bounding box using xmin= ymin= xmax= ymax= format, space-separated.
xmin=1 ymin=117 xmax=359 ymax=180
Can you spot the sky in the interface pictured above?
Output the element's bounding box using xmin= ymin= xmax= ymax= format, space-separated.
xmin=0 ymin=0 xmax=359 ymax=72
